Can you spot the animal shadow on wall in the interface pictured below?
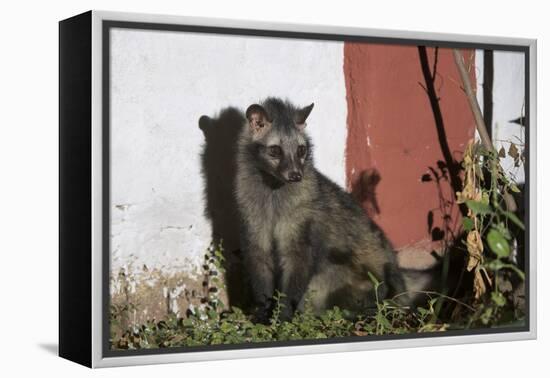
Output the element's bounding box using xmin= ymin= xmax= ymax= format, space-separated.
xmin=349 ymin=168 xmax=382 ymax=217
xmin=198 ymin=107 xmax=251 ymax=310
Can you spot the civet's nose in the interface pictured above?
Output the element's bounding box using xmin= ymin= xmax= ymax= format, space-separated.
xmin=287 ymin=171 xmax=303 ymax=182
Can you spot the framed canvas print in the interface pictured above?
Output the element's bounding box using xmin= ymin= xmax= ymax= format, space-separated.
xmin=59 ymin=10 xmax=537 ymax=368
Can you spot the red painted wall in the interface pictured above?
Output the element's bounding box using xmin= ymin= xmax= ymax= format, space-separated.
xmin=344 ymin=44 xmax=476 ymax=267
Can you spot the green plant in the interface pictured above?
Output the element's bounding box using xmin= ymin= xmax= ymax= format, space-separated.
xmin=456 ymin=140 xmax=525 ymax=327
xmin=110 ymin=244 xmax=436 ymax=350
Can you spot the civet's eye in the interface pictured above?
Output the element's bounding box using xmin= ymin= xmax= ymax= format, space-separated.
xmin=268 ymin=145 xmax=282 ymax=158
xmin=297 ymin=145 xmax=307 ymax=158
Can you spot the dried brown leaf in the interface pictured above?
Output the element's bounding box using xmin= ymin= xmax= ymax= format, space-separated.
xmin=466 ymin=230 xmax=483 ymax=271
xmin=508 ymin=143 xmax=519 ymax=159
xmin=473 ymin=269 xmax=486 ymax=299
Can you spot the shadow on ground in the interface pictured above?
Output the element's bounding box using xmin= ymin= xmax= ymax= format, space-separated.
xmin=38 ymin=343 xmax=58 ymax=356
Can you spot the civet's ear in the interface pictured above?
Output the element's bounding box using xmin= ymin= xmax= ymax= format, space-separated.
xmin=295 ymin=102 xmax=314 ymax=130
xmin=245 ymin=104 xmax=271 ymax=139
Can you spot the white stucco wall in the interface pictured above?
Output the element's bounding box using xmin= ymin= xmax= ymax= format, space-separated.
xmin=475 ymin=50 xmax=526 ymax=183
xmin=110 ymin=29 xmax=347 ymax=273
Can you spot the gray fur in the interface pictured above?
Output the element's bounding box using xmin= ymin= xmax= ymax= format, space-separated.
xmin=235 ymin=97 xmax=406 ymax=322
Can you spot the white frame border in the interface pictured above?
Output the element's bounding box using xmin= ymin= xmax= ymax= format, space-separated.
xmin=90 ymin=10 xmax=537 ymax=368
